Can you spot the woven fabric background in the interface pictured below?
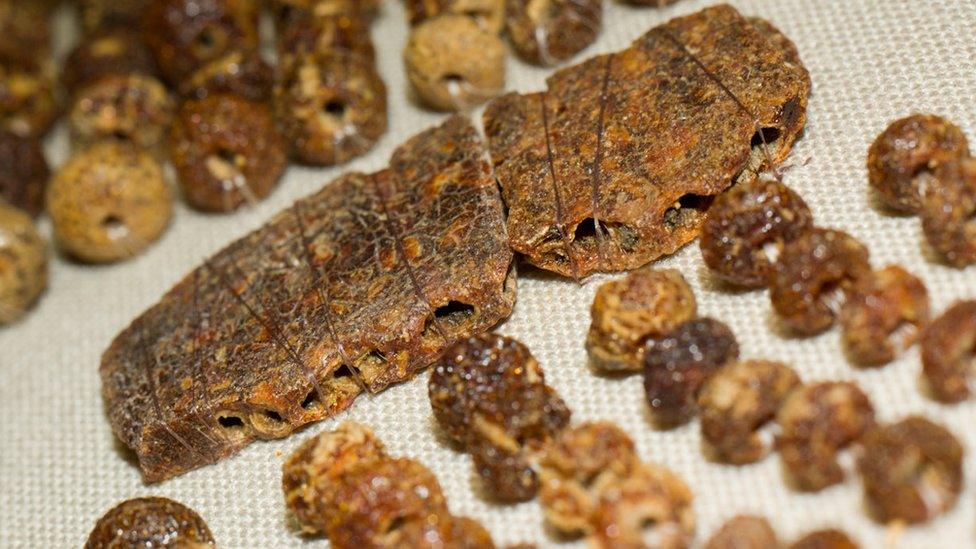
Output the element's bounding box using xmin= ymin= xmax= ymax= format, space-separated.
xmin=2 ymin=1 xmax=975 ymax=547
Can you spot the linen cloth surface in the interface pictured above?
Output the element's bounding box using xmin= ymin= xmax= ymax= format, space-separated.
xmin=1 ymin=1 xmax=975 ymax=547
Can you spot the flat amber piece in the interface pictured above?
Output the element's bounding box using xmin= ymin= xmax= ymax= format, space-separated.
xmin=101 ymin=117 xmax=515 ymax=482
xmin=484 ymin=4 xmax=810 ymax=277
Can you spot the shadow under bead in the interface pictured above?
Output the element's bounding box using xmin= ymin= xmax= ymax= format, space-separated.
xmin=505 ymin=0 xmax=603 ymax=65
xmin=273 ymin=50 xmax=387 ymax=165
xmin=144 ymin=0 xmax=260 ymax=86
xmin=0 ymin=203 xmax=47 ymax=325
xmin=68 ymin=73 xmax=175 ymax=156
xmin=0 ymin=131 xmax=49 ymax=218
xmin=171 ymin=94 xmax=287 ymax=212
xmin=61 ymin=26 xmax=158 ymax=98
xmin=85 ymin=497 xmax=215 ymax=549
xmin=47 ymin=142 xmax=172 ymax=264
xmin=405 ymin=14 xmax=506 ymax=111
xmin=0 ymin=61 xmax=58 ymax=138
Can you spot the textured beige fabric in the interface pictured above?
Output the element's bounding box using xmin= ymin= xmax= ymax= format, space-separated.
xmin=2 ymin=1 xmax=975 ymax=547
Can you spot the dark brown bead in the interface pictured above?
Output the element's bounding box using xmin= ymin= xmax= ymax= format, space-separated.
xmin=857 ymin=417 xmax=963 ymax=524
xmin=0 ymin=131 xmax=48 ymax=217
xmin=921 ymin=157 xmax=976 ymax=267
xmin=145 ymin=0 xmax=259 ymax=85
xmin=920 ymin=300 xmax=976 ymax=403
xmin=68 ymin=73 xmax=175 ymax=155
xmin=273 ymin=50 xmax=387 ymax=165
xmin=275 ymin=7 xmax=376 ymax=65
xmin=643 ymin=317 xmax=739 ymax=428
xmin=0 ymin=62 xmax=58 ymax=138
xmin=840 ymin=265 xmax=929 ymax=366
xmin=78 ymin=0 xmax=151 ymax=35
xmin=704 ymin=515 xmax=779 ymax=549
xmin=61 ymin=27 xmax=157 ymax=97
xmin=587 ymin=268 xmax=697 ymax=373
xmin=770 ymin=228 xmax=871 ymax=335
xmin=505 ymin=0 xmax=603 ymax=65
xmin=177 ymin=49 xmax=273 ymax=103
xmin=0 ymin=203 xmax=47 ymax=325
xmin=776 ymin=382 xmax=875 ymax=492
xmin=700 ymin=177 xmax=813 ymax=288
xmin=698 ymin=359 xmax=801 ymax=464
xmin=0 ymin=1 xmax=51 ymax=68
xmin=84 ymin=497 xmax=215 ymax=549
xmin=429 ymin=333 xmax=570 ymax=502
xmin=867 ymin=114 xmax=969 ymax=214
xmin=170 ymin=94 xmax=286 ymax=212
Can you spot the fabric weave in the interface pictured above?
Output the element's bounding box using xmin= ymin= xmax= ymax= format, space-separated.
xmin=1 ymin=1 xmax=974 ymax=547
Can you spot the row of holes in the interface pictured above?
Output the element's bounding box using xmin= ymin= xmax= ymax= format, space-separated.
xmin=215 ymin=302 xmax=478 ymax=435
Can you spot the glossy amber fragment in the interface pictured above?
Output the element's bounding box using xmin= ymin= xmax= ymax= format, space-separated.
xmin=101 ymin=116 xmax=515 ymax=481
xmin=483 ymin=4 xmax=810 ymax=277
xmin=429 ymin=333 xmax=570 ymax=502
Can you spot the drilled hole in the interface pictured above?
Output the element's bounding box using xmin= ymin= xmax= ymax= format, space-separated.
xmin=263 ymin=409 xmax=284 ymax=423
xmin=300 ymin=390 xmax=320 ymax=410
xmin=433 ymin=301 xmax=475 ymax=324
xmin=101 ymin=215 xmax=123 ymax=230
xmin=217 ymin=414 xmax=245 ymax=429
xmin=663 ymin=194 xmax=714 ymax=231
xmin=355 ymin=350 xmax=387 ymax=373
xmin=442 ymin=73 xmax=464 ymax=85
xmin=322 ymin=100 xmax=346 ymax=117
xmin=751 ymin=127 xmax=781 ymax=149
xmin=385 ymin=516 xmax=407 ymax=535
xmin=112 ymin=130 xmax=129 ymax=140
xmin=573 ymin=218 xmax=602 ymax=243
xmin=217 ymin=147 xmax=238 ymax=164
xmin=193 ymin=25 xmax=223 ymax=58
